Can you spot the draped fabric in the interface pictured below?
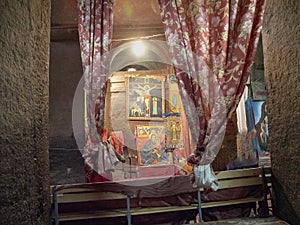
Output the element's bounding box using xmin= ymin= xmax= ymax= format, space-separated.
xmin=110 ymin=131 xmax=125 ymax=155
xmin=77 ymin=0 xmax=115 ymax=178
xmin=77 ymin=0 xmax=114 ymax=143
xmin=158 ymin=0 xmax=266 ymax=165
xmin=236 ymin=86 xmax=249 ymax=134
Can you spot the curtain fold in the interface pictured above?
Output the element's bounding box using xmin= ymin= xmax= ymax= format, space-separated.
xmin=77 ymin=0 xmax=114 ymax=143
xmin=158 ymin=0 xmax=266 ymax=165
xmin=77 ymin=0 xmax=114 ymax=177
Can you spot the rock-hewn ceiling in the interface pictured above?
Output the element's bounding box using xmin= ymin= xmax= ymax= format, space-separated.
xmin=51 ymin=0 xmax=165 ymax=46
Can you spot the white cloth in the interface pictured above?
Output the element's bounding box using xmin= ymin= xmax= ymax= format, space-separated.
xmin=83 ymin=141 xmax=119 ymax=174
xmin=193 ymin=164 xmax=218 ymax=191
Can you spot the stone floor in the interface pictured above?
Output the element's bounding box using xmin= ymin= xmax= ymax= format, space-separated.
xmin=188 ymin=217 xmax=289 ymax=225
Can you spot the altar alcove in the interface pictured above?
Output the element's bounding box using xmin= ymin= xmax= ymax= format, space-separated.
xmin=1 ymin=1 xmax=300 ymax=225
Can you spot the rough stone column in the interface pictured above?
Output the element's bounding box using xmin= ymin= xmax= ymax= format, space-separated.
xmin=0 ymin=1 xmax=50 ymax=225
xmin=262 ymin=0 xmax=300 ymax=224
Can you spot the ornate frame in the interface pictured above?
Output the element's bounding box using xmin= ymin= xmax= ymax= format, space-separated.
xmin=126 ymin=71 xmax=166 ymax=121
xmin=136 ymin=125 xmax=168 ymax=166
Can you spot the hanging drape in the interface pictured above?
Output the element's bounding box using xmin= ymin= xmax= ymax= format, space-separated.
xmin=158 ymin=0 xmax=266 ymax=165
xmin=77 ymin=0 xmax=114 ymax=143
xmin=77 ymin=0 xmax=116 ymax=178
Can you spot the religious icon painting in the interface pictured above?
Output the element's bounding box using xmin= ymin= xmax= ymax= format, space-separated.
xmin=135 ymin=125 xmax=168 ymax=165
xmin=125 ymin=71 xmax=166 ymax=121
xmin=168 ymin=76 xmax=181 ymax=114
xmin=165 ymin=116 xmax=184 ymax=149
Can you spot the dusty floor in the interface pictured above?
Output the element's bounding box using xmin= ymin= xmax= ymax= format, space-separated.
xmin=189 ymin=217 xmax=289 ymax=225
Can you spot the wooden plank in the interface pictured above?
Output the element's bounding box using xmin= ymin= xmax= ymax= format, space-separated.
xmin=52 ymin=187 xmax=94 ymax=194
xmin=218 ymin=177 xmax=262 ymax=189
xmin=51 ymin=175 xmax=195 ymax=200
xmin=57 ymin=205 xmax=196 ymax=221
xmin=50 ymin=168 xmax=272 ymax=223
xmin=110 ymin=82 xmax=125 ymax=92
xmin=110 ymin=73 xmax=125 ymax=83
xmin=57 ymin=197 xmax=264 ymax=221
xmin=51 ymin=172 xmax=263 ymax=204
xmin=216 ymin=167 xmax=261 ymax=180
xmin=50 ymin=188 xmax=97 ymax=204
xmin=58 ymin=210 xmax=127 ymax=221
xmin=110 ymin=70 xmax=169 ymax=83
xmin=56 ymin=191 xmax=128 ymax=203
xmin=200 ymin=197 xmax=264 ymax=208
xmin=130 ymin=205 xmax=197 ymax=215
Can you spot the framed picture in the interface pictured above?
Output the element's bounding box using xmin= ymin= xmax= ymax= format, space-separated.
xmin=165 ymin=116 xmax=184 ymax=149
xmin=126 ymin=73 xmax=165 ymax=120
xmin=136 ymin=125 xmax=170 ymax=166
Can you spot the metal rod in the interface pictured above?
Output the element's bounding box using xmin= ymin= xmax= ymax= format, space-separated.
xmin=126 ymin=195 xmax=131 ymax=225
xmin=129 ymin=156 xmax=132 ymax=178
xmin=53 ymin=187 xmax=59 ymax=225
xmin=197 ymin=189 xmax=203 ymax=223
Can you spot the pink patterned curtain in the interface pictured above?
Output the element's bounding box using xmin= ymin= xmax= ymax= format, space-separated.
xmin=77 ymin=0 xmax=114 ymax=143
xmin=159 ymin=0 xmax=266 ymax=165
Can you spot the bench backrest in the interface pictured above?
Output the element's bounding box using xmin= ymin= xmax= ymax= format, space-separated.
xmin=216 ymin=167 xmax=263 ymax=189
xmin=51 ymin=166 xmax=271 ymax=224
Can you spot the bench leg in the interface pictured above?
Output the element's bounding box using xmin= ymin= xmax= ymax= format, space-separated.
xmin=260 ymin=166 xmax=271 ymax=217
xmin=197 ymin=189 xmax=203 ymax=223
xmin=53 ymin=189 xmax=59 ymax=225
xmin=126 ymin=195 xmax=131 ymax=225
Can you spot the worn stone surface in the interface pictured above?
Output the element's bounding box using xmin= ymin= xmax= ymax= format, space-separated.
xmin=0 ymin=0 xmax=50 ymax=224
xmin=49 ymin=149 xmax=86 ymax=185
xmin=49 ymin=41 xmax=83 ymax=149
xmin=262 ymin=0 xmax=300 ymax=224
xmin=49 ymin=41 xmax=87 ymax=184
xmin=212 ymin=116 xmax=238 ymax=171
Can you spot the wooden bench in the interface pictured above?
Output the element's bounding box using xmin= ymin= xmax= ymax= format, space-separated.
xmin=51 ymin=166 xmax=273 ymax=225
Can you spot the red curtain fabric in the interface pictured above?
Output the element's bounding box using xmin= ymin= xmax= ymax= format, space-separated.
xmin=158 ymin=0 xmax=266 ymax=165
xmin=77 ymin=0 xmax=114 ymax=181
xmin=77 ymin=0 xmax=114 ymax=142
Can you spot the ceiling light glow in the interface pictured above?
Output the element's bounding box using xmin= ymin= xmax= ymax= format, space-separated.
xmin=127 ymin=67 xmax=136 ymax=72
xmin=132 ymin=41 xmax=146 ymax=56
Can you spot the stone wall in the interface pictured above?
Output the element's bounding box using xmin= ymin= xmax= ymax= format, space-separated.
xmin=49 ymin=41 xmax=86 ymax=184
xmin=49 ymin=41 xmax=83 ymax=148
xmin=262 ymin=0 xmax=300 ymax=224
xmin=0 ymin=1 xmax=50 ymax=224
